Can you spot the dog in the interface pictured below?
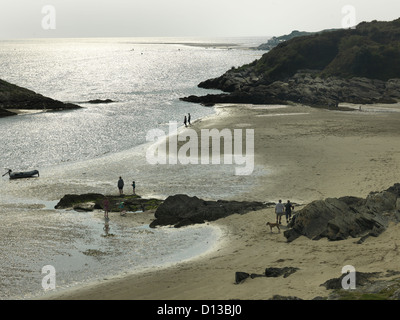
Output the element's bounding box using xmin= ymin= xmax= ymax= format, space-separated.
xmin=266 ymin=222 xmax=280 ymax=233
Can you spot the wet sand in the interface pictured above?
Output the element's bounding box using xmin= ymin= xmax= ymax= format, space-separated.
xmin=41 ymin=102 xmax=400 ymax=300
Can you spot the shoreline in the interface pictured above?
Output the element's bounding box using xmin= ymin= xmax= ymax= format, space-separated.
xmin=42 ymin=101 xmax=400 ymax=300
xmin=36 ymin=222 xmax=225 ymax=300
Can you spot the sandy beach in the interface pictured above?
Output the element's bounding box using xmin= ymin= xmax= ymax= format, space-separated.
xmin=42 ymin=102 xmax=400 ymax=300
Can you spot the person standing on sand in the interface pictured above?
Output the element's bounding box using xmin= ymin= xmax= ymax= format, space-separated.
xmin=275 ymin=199 xmax=285 ymax=224
xmin=184 ymin=115 xmax=187 ymax=127
xmin=103 ymin=197 xmax=110 ymax=219
xmin=188 ymin=113 xmax=191 ymax=125
xmin=285 ymin=200 xmax=294 ymax=224
xmin=118 ymin=176 xmax=124 ymax=195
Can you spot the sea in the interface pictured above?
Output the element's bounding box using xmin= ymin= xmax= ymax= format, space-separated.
xmin=0 ymin=37 xmax=267 ymax=299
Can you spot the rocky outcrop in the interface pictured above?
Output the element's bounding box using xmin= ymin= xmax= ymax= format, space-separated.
xmin=265 ymin=267 xmax=299 ymax=278
xmin=55 ymin=193 xmax=106 ymax=209
xmin=181 ymin=70 xmax=400 ymax=108
xmin=182 ymin=19 xmax=400 ymax=108
xmin=149 ymin=194 xmax=268 ymax=228
xmin=235 ymin=267 xmax=299 ymax=285
xmin=0 ymin=108 xmax=17 ymax=117
xmin=86 ymin=99 xmax=115 ymax=104
xmin=55 ymin=193 xmax=163 ymax=212
xmin=322 ymin=270 xmax=400 ymax=300
xmin=0 ymin=79 xmax=81 ymax=117
xmin=284 ymin=183 xmax=400 ymax=242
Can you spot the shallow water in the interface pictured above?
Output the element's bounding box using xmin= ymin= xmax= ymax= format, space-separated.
xmin=0 ymin=201 xmax=221 ymax=299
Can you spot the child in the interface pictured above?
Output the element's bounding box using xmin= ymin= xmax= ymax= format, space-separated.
xmin=103 ymin=198 xmax=110 ymax=219
xmin=119 ymin=201 xmax=126 ymax=216
xmin=132 ymin=181 xmax=136 ymax=195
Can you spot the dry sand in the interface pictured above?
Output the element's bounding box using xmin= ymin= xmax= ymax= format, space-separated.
xmin=43 ymin=102 xmax=400 ymax=300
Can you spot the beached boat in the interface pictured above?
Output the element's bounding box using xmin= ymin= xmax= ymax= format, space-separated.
xmin=2 ymin=169 xmax=40 ymax=179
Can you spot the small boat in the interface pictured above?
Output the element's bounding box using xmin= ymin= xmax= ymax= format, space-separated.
xmin=2 ymin=169 xmax=40 ymax=179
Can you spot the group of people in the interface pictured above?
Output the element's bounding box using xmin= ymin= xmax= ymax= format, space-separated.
xmin=274 ymin=199 xmax=294 ymax=224
xmin=184 ymin=113 xmax=191 ymax=127
xmin=117 ymin=176 xmax=135 ymax=195
xmin=103 ymin=177 xmax=136 ymax=219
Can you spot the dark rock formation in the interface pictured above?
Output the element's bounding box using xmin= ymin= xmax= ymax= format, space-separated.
xmin=322 ymin=270 xmax=400 ymax=300
xmin=181 ymin=70 xmax=400 ymax=108
xmin=235 ymin=272 xmax=250 ymax=284
xmin=0 ymin=108 xmax=17 ymax=117
xmin=55 ymin=193 xmax=163 ymax=213
xmin=86 ymin=99 xmax=115 ymax=104
xmin=284 ymin=183 xmax=400 ymax=242
xmin=149 ymin=194 xmax=268 ymax=228
xmin=0 ymin=78 xmax=81 ymax=118
xmin=265 ymin=267 xmax=299 ymax=278
xmin=235 ymin=267 xmax=299 ymax=285
xmin=268 ymin=295 xmax=303 ymax=300
xmin=55 ymin=193 xmax=105 ymax=209
xmin=321 ymin=271 xmax=380 ymax=290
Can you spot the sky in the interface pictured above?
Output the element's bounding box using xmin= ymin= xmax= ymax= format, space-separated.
xmin=0 ymin=0 xmax=400 ymax=39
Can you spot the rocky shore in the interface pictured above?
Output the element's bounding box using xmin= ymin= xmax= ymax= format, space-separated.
xmin=181 ymin=18 xmax=400 ymax=108
xmin=181 ymin=69 xmax=400 ymax=108
xmin=50 ymin=183 xmax=400 ymax=300
xmin=149 ymin=194 xmax=270 ymax=228
xmin=54 ymin=193 xmax=162 ymax=213
xmin=55 ymin=183 xmax=400 ymax=245
xmin=0 ymin=78 xmax=81 ymax=117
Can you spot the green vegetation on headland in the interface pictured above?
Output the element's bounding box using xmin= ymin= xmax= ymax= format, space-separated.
xmin=256 ymin=29 xmax=339 ymax=51
xmin=181 ymin=18 xmax=400 ymax=108
xmin=251 ymin=18 xmax=400 ymax=82
xmin=0 ymin=79 xmax=81 ymax=118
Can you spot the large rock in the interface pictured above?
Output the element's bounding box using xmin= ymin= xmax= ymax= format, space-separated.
xmin=149 ymin=194 xmax=268 ymax=228
xmin=181 ymin=70 xmax=400 ymax=108
xmin=55 ymin=193 xmax=105 ymax=209
xmin=55 ymin=193 xmax=163 ymax=212
xmin=0 ymin=78 xmax=81 ymax=117
xmin=284 ymin=184 xmax=400 ymax=242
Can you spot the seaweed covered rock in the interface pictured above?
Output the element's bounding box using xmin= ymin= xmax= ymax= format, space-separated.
xmin=55 ymin=193 xmax=105 ymax=209
xmin=55 ymin=193 xmax=163 ymax=213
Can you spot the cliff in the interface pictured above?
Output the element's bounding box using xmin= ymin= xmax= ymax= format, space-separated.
xmin=0 ymin=79 xmax=81 ymax=117
xmin=181 ymin=18 xmax=400 ymax=108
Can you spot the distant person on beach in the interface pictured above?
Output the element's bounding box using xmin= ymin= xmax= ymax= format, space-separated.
xmin=184 ymin=115 xmax=187 ymax=127
xmin=188 ymin=113 xmax=191 ymax=125
xmin=118 ymin=176 xmax=124 ymax=195
xmin=275 ymin=200 xmax=285 ymax=224
xmin=284 ymin=200 xmax=294 ymax=224
xmin=103 ymin=198 xmax=110 ymax=219
xmin=119 ymin=201 xmax=126 ymax=216
xmin=132 ymin=180 xmax=136 ymax=195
